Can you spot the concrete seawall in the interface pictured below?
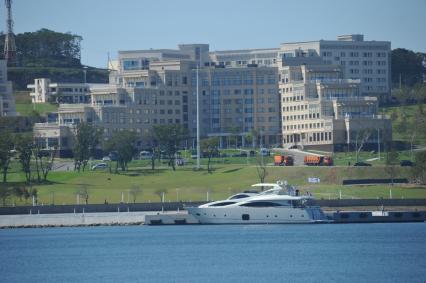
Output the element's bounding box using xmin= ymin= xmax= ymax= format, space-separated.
xmin=0 ymin=211 xmax=181 ymax=228
xmin=1 ymin=199 xmax=426 ymax=216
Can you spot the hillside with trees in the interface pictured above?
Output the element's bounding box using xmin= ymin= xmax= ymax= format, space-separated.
xmin=0 ymin=29 xmax=108 ymax=90
xmin=391 ymin=48 xmax=426 ymax=87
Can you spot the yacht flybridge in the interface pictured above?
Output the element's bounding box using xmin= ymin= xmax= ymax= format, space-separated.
xmin=186 ymin=182 xmax=328 ymax=224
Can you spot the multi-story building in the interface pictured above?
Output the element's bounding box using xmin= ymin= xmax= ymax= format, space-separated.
xmin=35 ymin=57 xmax=281 ymax=155
xmin=0 ymin=59 xmax=16 ymax=117
xmin=279 ymin=56 xmax=391 ymax=151
xmin=210 ymin=48 xmax=279 ymax=68
xmin=33 ymin=35 xmax=392 ymax=155
xmin=27 ymin=78 xmax=108 ymax=104
xmin=279 ymin=34 xmax=391 ymax=99
xmin=194 ymin=65 xmax=280 ymax=147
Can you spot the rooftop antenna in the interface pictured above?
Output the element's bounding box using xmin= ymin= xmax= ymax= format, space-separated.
xmin=4 ymin=0 xmax=17 ymax=66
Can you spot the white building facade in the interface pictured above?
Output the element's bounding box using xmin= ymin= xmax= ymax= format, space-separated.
xmin=27 ymin=78 xmax=108 ymax=104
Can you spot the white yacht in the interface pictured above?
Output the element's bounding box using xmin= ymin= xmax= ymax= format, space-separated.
xmin=186 ymin=182 xmax=328 ymax=224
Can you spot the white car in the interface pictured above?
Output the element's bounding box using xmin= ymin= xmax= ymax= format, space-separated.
xmin=91 ymin=163 xmax=108 ymax=170
xmin=102 ymin=156 xmax=111 ymax=161
xmin=139 ymin=151 xmax=153 ymax=159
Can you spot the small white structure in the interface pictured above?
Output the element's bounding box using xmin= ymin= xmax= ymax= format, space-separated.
xmin=27 ymin=78 xmax=93 ymax=104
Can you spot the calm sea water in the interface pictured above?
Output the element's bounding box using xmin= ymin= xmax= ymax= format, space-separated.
xmin=0 ymin=223 xmax=425 ymax=283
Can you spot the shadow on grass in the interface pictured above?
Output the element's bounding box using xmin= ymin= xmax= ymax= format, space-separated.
xmin=120 ymin=168 xmax=168 ymax=177
xmin=222 ymin=167 xmax=243 ymax=173
xmin=2 ymin=180 xmax=67 ymax=187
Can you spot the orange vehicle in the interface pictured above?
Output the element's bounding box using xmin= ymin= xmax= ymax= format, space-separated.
xmin=304 ymin=155 xmax=322 ymax=166
xmin=274 ymin=155 xmax=294 ymax=166
xmin=304 ymin=155 xmax=333 ymax=166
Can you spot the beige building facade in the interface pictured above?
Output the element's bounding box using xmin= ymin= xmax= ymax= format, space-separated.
xmin=0 ymin=60 xmax=16 ymax=117
xmin=33 ymin=37 xmax=392 ymax=155
xmin=279 ymin=56 xmax=391 ymax=151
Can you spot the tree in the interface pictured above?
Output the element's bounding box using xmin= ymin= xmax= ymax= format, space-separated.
xmin=201 ymin=137 xmax=219 ymax=173
xmin=33 ymin=139 xmax=56 ymax=182
xmin=12 ymin=185 xmax=24 ymax=203
xmin=0 ymin=131 xmax=15 ymax=183
xmin=226 ymin=126 xmax=241 ymax=148
xmin=30 ymin=188 xmax=38 ymax=205
xmin=23 ymin=187 xmax=31 ymax=205
xmin=402 ymin=107 xmax=426 ymax=160
xmin=391 ymin=48 xmax=426 ymax=87
xmin=246 ymin=128 xmax=259 ymax=148
xmin=255 ymin=156 xmax=268 ymax=189
xmin=146 ymin=131 xmax=160 ymax=170
xmin=15 ymin=134 xmax=34 ymax=184
xmin=0 ymin=184 xmax=11 ymax=206
xmin=354 ymin=129 xmax=373 ymax=162
xmin=151 ymin=125 xmax=188 ymax=171
xmin=104 ymin=130 xmax=138 ymax=172
xmin=73 ymin=123 xmax=102 ymax=172
xmin=154 ymin=189 xmax=167 ymax=202
xmin=412 ymin=151 xmax=426 ymax=185
xmin=385 ymin=149 xmax=399 ymax=185
xmin=0 ymin=28 xmax=82 ymax=68
xmin=76 ymin=185 xmax=89 ymax=205
xmin=129 ymin=185 xmax=142 ymax=203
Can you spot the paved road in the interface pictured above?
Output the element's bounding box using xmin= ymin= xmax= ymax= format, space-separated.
xmin=52 ymin=160 xmax=74 ymax=171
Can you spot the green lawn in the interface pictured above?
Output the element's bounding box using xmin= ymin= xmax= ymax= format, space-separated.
xmin=3 ymin=162 xmax=425 ymax=206
xmin=15 ymin=102 xmax=58 ymax=116
xmin=331 ymin=150 xmax=415 ymax=166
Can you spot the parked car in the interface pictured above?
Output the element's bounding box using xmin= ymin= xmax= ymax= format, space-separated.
xmin=259 ymin=148 xmax=270 ymax=156
xmin=400 ymin=160 xmax=414 ymax=167
xmin=102 ymin=156 xmax=111 ymax=162
xmin=91 ymin=163 xmax=108 ymax=170
xmin=139 ymin=151 xmax=153 ymax=159
xmin=353 ymin=162 xmax=372 ymax=167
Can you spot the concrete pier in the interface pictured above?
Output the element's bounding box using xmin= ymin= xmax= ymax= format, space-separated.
xmin=1 ymin=210 xmax=424 ymax=228
xmin=0 ymin=211 xmax=175 ymax=228
xmin=329 ymin=210 xmax=426 ymax=223
xmin=144 ymin=211 xmax=426 ymax=225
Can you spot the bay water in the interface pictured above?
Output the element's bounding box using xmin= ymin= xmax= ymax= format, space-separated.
xmin=0 ymin=223 xmax=425 ymax=282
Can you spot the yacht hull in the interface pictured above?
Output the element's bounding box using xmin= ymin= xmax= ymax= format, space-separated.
xmin=187 ymin=206 xmax=326 ymax=224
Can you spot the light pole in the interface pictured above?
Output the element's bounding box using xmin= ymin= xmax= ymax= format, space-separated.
xmin=176 ymin=188 xmax=180 ymax=202
xmin=83 ymin=66 xmax=88 ymax=84
xmin=196 ymin=64 xmax=200 ymax=170
xmin=377 ymin=128 xmax=381 ymax=160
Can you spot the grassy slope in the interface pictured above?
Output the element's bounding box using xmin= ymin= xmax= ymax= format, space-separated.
xmin=382 ymin=103 xmax=426 ymax=145
xmin=5 ymin=163 xmax=426 ymax=206
xmin=14 ymin=91 xmax=58 ymax=116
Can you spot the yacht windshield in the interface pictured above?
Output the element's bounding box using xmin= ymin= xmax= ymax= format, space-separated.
xmin=229 ymin=194 xmax=251 ymax=200
xmin=258 ymin=188 xmax=281 ymax=195
xmin=208 ymin=201 xmax=236 ymax=207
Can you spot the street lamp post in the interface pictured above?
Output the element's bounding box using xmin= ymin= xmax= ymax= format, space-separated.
xmin=196 ymin=64 xmax=200 ymax=170
xmin=176 ymin=188 xmax=180 ymax=202
xmin=83 ymin=66 xmax=88 ymax=84
xmin=377 ymin=128 xmax=381 ymax=160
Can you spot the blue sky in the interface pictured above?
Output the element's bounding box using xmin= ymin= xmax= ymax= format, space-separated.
xmin=3 ymin=0 xmax=426 ymax=68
